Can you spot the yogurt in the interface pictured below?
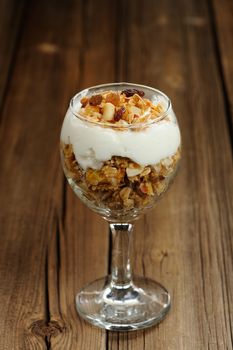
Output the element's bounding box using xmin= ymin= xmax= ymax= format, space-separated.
xmin=61 ymin=108 xmax=181 ymax=170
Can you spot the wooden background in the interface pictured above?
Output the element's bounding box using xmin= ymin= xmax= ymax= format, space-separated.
xmin=0 ymin=0 xmax=232 ymax=349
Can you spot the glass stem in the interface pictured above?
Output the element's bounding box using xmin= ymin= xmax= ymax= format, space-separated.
xmin=109 ymin=223 xmax=134 ymax=288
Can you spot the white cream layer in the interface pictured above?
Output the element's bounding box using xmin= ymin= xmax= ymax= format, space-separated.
xmin=61 ymin=109 xmax=181 ymax=170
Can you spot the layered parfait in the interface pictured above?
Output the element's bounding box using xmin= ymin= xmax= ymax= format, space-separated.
xmin=60 ymin=84 xmax=181 ymax=220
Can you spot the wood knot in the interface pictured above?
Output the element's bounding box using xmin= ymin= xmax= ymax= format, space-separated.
xmin=161 ymin=250 xmax=168 ymax=258
xmin=30 ymin=320 xmax=64 ymax=339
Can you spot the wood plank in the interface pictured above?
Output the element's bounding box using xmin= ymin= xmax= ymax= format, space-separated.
xmin=49 ymin=0 xmax=118 ymax=348
xmin=48 ymin=194 xmax=108 ymax=349
xmin=0 ymin=0 xmax=67 ymax=345
xmin=108 ymin=0 xmax=233 ymax=348
xmin=211 ymin=0 xmax=233 ymax=127
xmin=0 ymin=0 xmax=109 ymax=348
xmin=0 ymin=0 xmax=26 ymax=106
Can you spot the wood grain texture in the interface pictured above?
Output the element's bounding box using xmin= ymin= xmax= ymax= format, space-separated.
xmin=0 ymin=0 xmax=71 ymax=345
xmin=211 ymin=0 xmax=233 ymax=127
xmin=0 ymin=0 xmax=109 ymax=348
xmin=0 ymin=0 xmax=232 ymax=349
xmin=49 ymin=0 xmax=117 ymax=348
xmin=0 ymin=0 xmax=26 ymax=107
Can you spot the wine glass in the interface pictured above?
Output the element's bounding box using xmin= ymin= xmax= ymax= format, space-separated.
xmin=60 ymin=83 xmax=181 ymax=331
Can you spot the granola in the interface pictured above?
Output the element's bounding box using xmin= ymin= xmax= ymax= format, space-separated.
xmin=79 ymin=89 xmax=163 ymax=125
xmin=61 ymin=142 xmax=181 ymax=211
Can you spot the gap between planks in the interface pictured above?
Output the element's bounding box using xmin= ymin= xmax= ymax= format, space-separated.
xmin=206 ymin=0 xmax=233 ymax=151
xmin=0 ymin=0 xmax=28 ymax=118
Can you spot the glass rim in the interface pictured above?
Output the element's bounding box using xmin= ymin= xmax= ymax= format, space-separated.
xmin=69 ymin=82 xmax=172 ymax=129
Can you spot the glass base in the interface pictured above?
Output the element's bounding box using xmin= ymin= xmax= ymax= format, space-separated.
xmin=76 ymin=276 xmax=171 ymax=331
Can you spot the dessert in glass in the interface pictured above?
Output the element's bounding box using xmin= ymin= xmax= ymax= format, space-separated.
xmin=60 ymin=83 xmax=181 ymax=331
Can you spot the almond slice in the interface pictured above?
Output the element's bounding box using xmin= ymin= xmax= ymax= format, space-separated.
xmin=126 ymin=165 xmax=144 ymax=177
xmin=103 ymin=102 xmax=115 ymax=121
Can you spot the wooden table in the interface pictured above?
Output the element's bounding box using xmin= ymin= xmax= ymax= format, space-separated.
xmin=0 ymin=0 xmax=232 ymax=348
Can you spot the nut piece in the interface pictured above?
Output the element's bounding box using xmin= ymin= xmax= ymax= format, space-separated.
xmin=126 ymin=165 xmax=144 ymax=177
xmin=139 ymin=182 xmax=154 ymax=195
xmin=103 ymin=102 xmax=115 ymax=121
xmin=120 ymin=187 xmax=134 ymax=208
xmin=89 ymin=94 xmax=103 ymax=106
